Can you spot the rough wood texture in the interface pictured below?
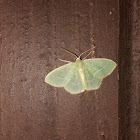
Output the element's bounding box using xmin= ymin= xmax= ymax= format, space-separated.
xmin=130 ymin=1 xmax=140 ymax=138
xmin=119 ymin=0 xmax=140 ymax=139
xmin=0 ymin=0 xmax=118 ymax=139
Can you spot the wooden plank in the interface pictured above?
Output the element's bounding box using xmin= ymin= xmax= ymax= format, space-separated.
xmin=0 ymin=0 xmax=119 ymax=139
xmin=130 ymin=0 xmax=140 ymax=138
xmin=119 ymin=0 xmax=140 ymax=139
xmin=119 ymin=0 xmax=132 ymax=139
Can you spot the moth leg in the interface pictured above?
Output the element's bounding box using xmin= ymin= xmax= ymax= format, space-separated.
xmin=59 ymin=59 xmax=72 ymax=63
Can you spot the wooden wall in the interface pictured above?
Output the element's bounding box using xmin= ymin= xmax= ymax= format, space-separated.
xmin=0 ymin=0 xmax=139 ymax=140
xmin=119 ymin=0 xmax=140 ymax=139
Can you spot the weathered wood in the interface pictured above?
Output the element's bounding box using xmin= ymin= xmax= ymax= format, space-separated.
xmin=130 ymin=0 xmax=140 ymax=138
xmin=119 ymin=0 xmax=140 ymax=139
xmin=0 ymin=0 xmax=119 ymax=139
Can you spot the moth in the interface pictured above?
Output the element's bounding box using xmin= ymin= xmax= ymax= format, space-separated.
xmin=45 ymin=47 xmax=117 ymax=94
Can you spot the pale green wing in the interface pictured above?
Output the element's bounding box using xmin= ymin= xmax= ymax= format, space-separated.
xmin=64 ymin=67 xmax=85 ymax=94
xmin=45 ymin=62 xmax=85 ymax=94
xmin=82 ymin=66 xmax=102 ymax=90
xmin=83 ymin=58 xmax=117 ymax=79
xmin=45 ymin=63 xmax=75 ymax=87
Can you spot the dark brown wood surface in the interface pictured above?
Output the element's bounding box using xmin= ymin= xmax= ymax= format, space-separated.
xmin=0 ymin=0 xmax=119 ymax=139
xmin=119 ymin=0 xmax=140 ymax=140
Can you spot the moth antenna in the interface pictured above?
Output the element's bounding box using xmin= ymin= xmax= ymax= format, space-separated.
xmin=60 ymin=47 xmax=78 ymax=58
xmin=79 ymin=48 xmax=93 ymax=58
xmin=83 ymin=51 xmax=93 ymax=60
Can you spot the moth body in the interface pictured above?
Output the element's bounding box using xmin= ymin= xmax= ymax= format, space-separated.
xmin=75 ymin=58 xmax=85 ymax=87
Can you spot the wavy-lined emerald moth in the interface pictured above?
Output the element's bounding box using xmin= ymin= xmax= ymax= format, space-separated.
xmin=45 ymin=48 xmax=117 ymax=94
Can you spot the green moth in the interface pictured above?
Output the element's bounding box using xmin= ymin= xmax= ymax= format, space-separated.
xmin=45 ymin=48 xmax=117 ymax=94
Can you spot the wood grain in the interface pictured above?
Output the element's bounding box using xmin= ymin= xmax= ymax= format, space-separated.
xmin=119 ymin=0 xmax=140 ymax=139
xmin=0 ymin=0 xmax=118 ymax=139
